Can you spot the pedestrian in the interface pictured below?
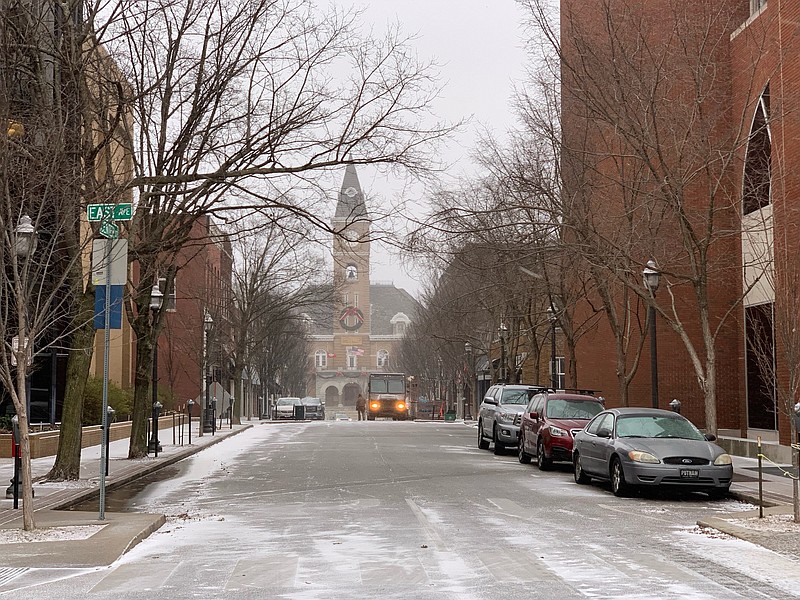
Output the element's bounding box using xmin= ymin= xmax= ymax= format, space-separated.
xmin=356 ymin=393 xmax=367 ymax=421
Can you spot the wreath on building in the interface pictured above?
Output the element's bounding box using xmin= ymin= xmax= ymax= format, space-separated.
xmin=338 ymin=306 xmax=364 ymax=331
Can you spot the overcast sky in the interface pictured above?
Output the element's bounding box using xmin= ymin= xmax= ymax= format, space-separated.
xmin=350 ymin=0 xmax=530 ymax=298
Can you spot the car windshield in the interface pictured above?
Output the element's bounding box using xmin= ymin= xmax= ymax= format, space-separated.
xmin=616 ymin=415 xmax=706 ymax=440
xmin=277 ymin=398 xmax=300 ymax=406
xmin=501 ymin=389 xmax=533 ymax=405
xmin=546 ymin=399 xmax=603 ymax=420
xmin=303 ymin=398 xmax=321 ymax=405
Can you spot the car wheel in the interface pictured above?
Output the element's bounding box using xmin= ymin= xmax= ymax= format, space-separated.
xmin=518 ymin=434 xmax=532 ymax=464
xmin=573 ymin=453 xmax=590 ymax=484
xmin=610 ymin=457 xmax=630 ymax=497
xmin=707 ymin=486 xmax=730 ymax=500
xmin=493 ymin=425 xmax=506 ymax=454
xmin=367 ymin=415 xmax=375 ymax=421
xmin=536 ymin=438 xmax=552 ymax=471
xmin=478 ymin=420 xmax=490 ymax=450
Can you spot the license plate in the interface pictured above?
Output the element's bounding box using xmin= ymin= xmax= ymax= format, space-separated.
xmin=680 ymin=469 xmax=699 ymax=478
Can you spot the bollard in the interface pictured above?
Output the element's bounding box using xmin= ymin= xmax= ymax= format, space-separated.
xmin=757 ymin=436 xmax=764 ymax=518
xmin=187 ymin=399 xmax=194 ymax=445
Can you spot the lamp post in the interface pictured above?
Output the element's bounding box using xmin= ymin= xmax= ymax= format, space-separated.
xmin=464 ymin=342 xmax=473 ymax=420
xmin=643 ymin=259 xmax=660 ymax=409
xmin=105 ymin=406 xmax=115 ymax=475
xmin=187 ymin=399 xmax=194 ymax=444
xmin=148 ymin=283 xmax=164 ymax=455
xmin=203 ymin=310 xmax=214 ymax=433
xmin=547 ymin=306 xmax=558 ymax=390
xmin=498 ymin=322 xmax=508 ymax=383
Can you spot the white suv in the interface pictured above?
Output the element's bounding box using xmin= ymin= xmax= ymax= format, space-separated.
xmin=477 ymin=384 xmax=545 ymax=454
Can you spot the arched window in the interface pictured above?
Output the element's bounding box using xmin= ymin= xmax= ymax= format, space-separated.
xmin=390 ymin=312 xmax=411 ymax=336
xmin=315 ymin=350 xmax=327 ymax=368
xmin=345 ymin=265 xmax=358 ymax=280
xmin=743 ymin=87 xmax=771 ymax=215
xmin=377 ymin=349 xmax=389 ymax=368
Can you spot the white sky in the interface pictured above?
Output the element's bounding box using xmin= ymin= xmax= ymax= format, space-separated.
xmin=349 ymin=0 xmax=530 ymax=298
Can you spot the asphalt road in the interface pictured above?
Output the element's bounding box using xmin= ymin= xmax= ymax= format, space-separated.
xmin=18 ymin=421 xmax=800 ymax=599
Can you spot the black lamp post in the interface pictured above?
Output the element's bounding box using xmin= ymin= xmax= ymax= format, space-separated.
xmin=643 ymin=259 xmax=660 ymax=409
xmin=148 ymin=283 xmax=164 ymax=455
xmin=547 ymin=306 xmax=558 ymax=390
xmin=498 ymin=322 xmax=508 ymax=383
xmin=203 ymin=310 xmax=215 ymax=433
xmin=464 ymin=342 xmax=473 ymax=420
xmin=187 ymin=399 xmax=194 ymax=444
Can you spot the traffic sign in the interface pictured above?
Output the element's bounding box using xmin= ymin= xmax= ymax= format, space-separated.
xmin=100 ymin=222 xmax=119 ymax=239
xmin=87 ymin=203 xmax=133 ymax=222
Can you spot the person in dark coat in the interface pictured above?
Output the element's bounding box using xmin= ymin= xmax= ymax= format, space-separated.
xmin=356 ymin=394 xmax=367 ymax=421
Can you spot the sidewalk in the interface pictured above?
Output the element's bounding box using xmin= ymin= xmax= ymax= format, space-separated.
xmin=0 ymin=419 xmax=253 ymax=569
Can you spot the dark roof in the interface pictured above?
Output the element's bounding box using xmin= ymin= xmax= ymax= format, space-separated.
xmin=334 ymin=165 xmax=368 ymax=220
xmin=369 ymin=283 xmax=419 ymax=335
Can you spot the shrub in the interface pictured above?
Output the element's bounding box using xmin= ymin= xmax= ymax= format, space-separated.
xmin=83 ymin=376 xmax=134 ymax=425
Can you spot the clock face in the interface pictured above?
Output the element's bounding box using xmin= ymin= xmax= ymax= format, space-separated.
xmin=344 ymin=229 xmax=359 ymax=242
xmin=344 ymin=186 xmax=358 ymax=198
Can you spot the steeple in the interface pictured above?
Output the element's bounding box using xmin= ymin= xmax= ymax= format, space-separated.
xmin=335 ymin=165 xmax=368 ymax=221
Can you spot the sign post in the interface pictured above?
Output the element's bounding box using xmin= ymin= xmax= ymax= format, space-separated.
xmin=88 ymin=202 xmax=132 ymax=521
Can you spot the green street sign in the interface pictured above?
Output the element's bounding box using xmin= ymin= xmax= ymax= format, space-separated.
xmin=113 ymin=203 xmax=133 ymax=220
xmin=100 ymin=221 xmax=119 ymax=239
xmin=87 ymin=203 xmax=133 ymax=222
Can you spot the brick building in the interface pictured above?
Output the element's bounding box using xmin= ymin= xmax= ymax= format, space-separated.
xmin=561 ymin=1 xmax=800 ymax=444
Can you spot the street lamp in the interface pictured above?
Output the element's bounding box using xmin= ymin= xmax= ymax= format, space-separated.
xmin=547 ymin=306 xmax=558 ymax=390
xmin=15 ymin=214 xmax=37 ymax=258
xmin=203 ymin=310 xmax=214 ymax=433
xmin=148 ymin=283 xmax=164 ymax=455
xmin=498 ymin=322 xmax=508 ymax=383
xmin=643 ymin=259 xmax=660 ymax=409
xmin=464 ymin=342 xmax=473 ymax=420
xmin=187 ymin=399 xmax=194 ymax=445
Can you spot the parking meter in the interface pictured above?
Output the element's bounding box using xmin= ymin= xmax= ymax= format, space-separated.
xmin=11 ymin=414 xmax=19 ymax=447
xmin=670 ymin=398 xmax=682 ymax=414
xmin=794 ymin=403 xmax=800 ymax=440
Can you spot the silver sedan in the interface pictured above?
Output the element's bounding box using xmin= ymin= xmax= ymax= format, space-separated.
xmin=572 ymin=407 xmax=733 ymax=498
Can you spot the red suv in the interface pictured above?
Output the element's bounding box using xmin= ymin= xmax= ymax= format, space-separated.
xmin=517 ymin=392 xmax=604 ymax=470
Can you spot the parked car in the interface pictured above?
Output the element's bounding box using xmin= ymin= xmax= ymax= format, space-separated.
xmin=275 ymin=397 xmax=302 ymax=420
xmin=477 ymin=384 xmax=545 ymax=454
xmin=518 ymin=392 xmax=605 ymax=469
xmin=572 ymin=407 xmax=733 ymax=498
xmin=301 ymin=397 xmax=325 ymax=420
xmin=334 ymin=412 xmax=351 ymax=421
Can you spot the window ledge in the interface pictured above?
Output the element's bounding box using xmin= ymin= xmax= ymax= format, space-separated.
xmin=732 ymin=3 xmax=767 ymax=40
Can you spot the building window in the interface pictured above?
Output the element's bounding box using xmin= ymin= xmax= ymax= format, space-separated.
xmin=347 ymin=354 xmax=357 ymax=369
xmin=551 ymin=356 xmax=566 ymax=390
xmin=315 ymin=350 xmax=327 ymax=368
xmin=750 ymin=0 xmax=766 ymax=15
xmin=345 ymin=265 xmax=358 ymax=280
xmin=377 ymin=349 xmax=389 ymax=368
xmin=158 ymin=277 xmax=177 ymax=312
xmin=743 ymin=87 xmax=771 ymax=215
xmin=343 ymin=293 xmax=348 ymax=306
xmin=354 ymin=293 xmax=359 ymax=308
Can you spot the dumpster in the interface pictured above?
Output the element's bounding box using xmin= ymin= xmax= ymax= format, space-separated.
xmin=294 ymin=404 xmax=306 ymax=420
xmin=444 ymin=410 xmax=456 ymax=422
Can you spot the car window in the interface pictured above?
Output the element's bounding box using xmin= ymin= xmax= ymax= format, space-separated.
xmin=616 ymin=415 xmax=705 ymax=439
xmin=387 ymin=380 xmax=406 ymax=393
xmin=303 ymin=398 xmax=321 ymax=406
xmin=532 ymin=394 xmax=545 ymax=414
xmin=500 ymin=389 xmax=533 ymax=405
xmin=525 ymin=394 xmax=539 ymax=413
xmin=586 ymin=413 xmax=611 ymax=435
xmin=546 ymin=399 xmax=604 ymax=420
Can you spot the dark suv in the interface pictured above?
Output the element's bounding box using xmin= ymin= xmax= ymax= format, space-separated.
xmin=301 ymin=397 xmax=325 ymax=420
xmin=478 ymin=384 xmax=545 ymax=454
xmin=517 ymin=392 xmax=604 ymax=469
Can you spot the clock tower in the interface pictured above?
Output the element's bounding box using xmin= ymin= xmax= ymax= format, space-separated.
xmin=332 ymin=165 xmax=371 ymax=373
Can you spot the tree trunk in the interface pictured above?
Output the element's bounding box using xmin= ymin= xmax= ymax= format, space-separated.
xmin=129 ymin=336 xmax=154 ymax=458
xmin=46 ymin=288 xmax=95 ymax=480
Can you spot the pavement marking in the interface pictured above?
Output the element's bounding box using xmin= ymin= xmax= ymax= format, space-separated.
xmin=0 ymin=568 xmax=27 ymax=587
xmin=226 ymin=556 xmax=300 ymax=589
xmin=89 ymin=561 xmax=179 ymax=592
xmin=405 ymin=497 xmax=447 ymax=551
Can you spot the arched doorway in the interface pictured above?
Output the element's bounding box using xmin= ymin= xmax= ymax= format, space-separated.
xmin=325 ymin=386 xmax=340 ymax=407
xmin=342 ymin=383 xmax=362 ymax=407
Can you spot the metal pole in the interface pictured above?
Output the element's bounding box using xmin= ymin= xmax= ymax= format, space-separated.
xmin=550 ymin=320 xmax=557 ymax=390
xmin=99 ymin=238 xmax=112 ymax=521
xmin=649 ymin=305 xmax=658 ymax=408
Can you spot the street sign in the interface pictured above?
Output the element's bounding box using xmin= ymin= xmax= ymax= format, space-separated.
xmin=87 ymin=203 xmax=133 ymax=222
xmin=100 ymin=221 xmax=119 ymax=239
xmin=10 ymin=336 xmax=32 ymax=367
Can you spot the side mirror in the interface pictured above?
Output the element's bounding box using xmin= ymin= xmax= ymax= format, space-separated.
xmin=484 ymin=397 xmax=497 ymax=406
xmin=596 ymin=427 xmax=611 ymax=438
xmin=704 ymin=433 xmax=717 ymax=442
xmin=530 ymin=411 xmax=539 ymax=421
